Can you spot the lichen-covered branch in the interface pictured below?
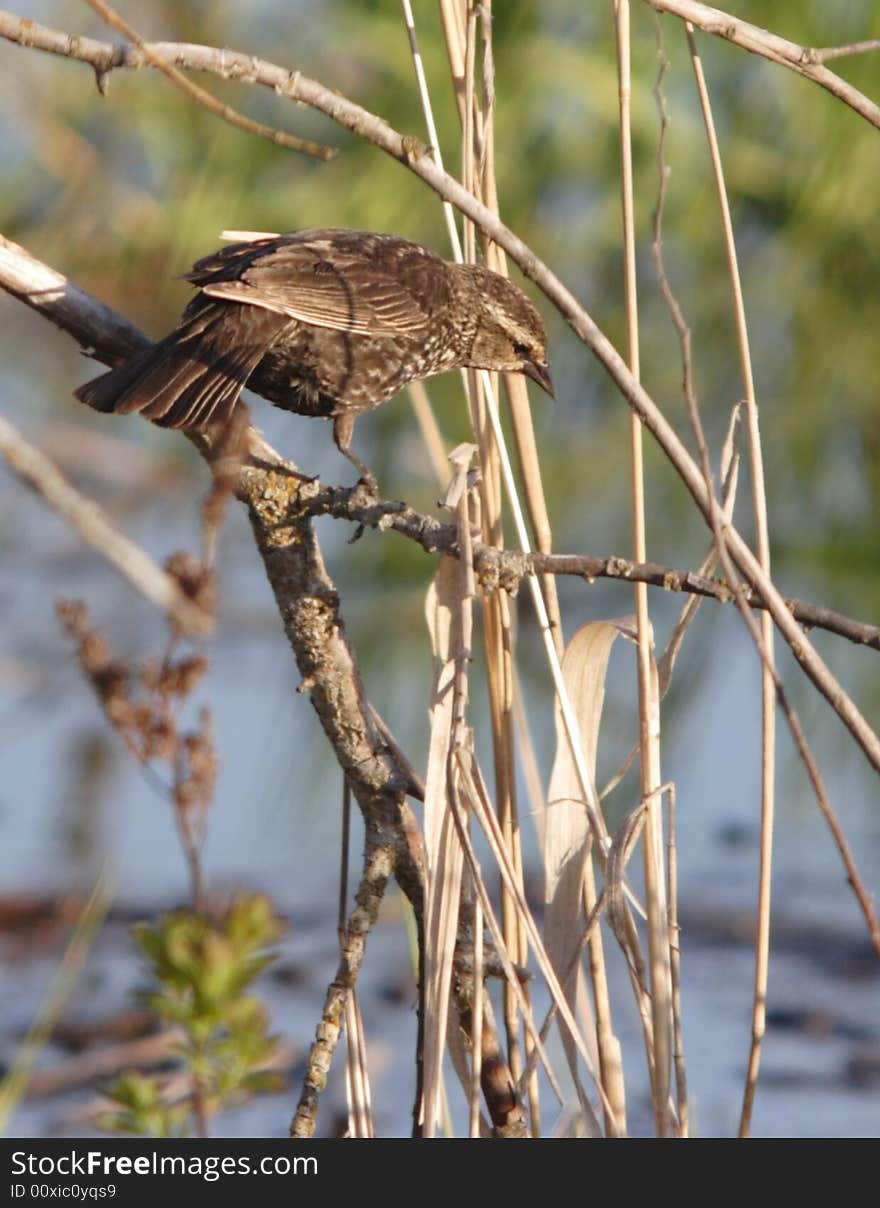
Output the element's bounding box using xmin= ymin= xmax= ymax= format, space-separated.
xmin=290 ymin=832 xmax=395 ymax=1139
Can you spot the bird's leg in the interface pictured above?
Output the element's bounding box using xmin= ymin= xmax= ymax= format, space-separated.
xmin=333 ymin=413 xmax=378 ymax=493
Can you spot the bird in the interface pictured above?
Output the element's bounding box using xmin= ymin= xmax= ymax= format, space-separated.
xmin=74 ymin=227 xmax=553 ymax=483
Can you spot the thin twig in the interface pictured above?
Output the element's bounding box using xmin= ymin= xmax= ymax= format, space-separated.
xmin=666 ymin=785 xmax=688 ymax=1136
xmin=812 ymin=39 xmax=880 ymax=63
xmin=81 ymin=0 xmax=334 ymax=159
xmin=0 ymin=413 xmax=212 ymax=637
xmin=644 ymin=0 xmax=880 ymax=130
xmin=679 ymin=22 xmax=777 ymax=1139
xmin=614 ymin=0 xmax=672 ymax=1137
xmin=291 ymin=833 xmax=394 ymax=1138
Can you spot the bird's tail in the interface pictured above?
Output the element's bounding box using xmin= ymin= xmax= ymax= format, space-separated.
xmin=74 ymin=299 xmax=289 ymax=431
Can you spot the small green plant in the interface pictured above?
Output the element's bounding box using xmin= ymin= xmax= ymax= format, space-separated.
xmin=98 ymin=894 xmax=285 ymax=1137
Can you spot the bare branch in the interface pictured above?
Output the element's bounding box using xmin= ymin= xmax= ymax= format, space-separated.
xmin=644 ymin=1 xmax=880 ymax=130
xmin=5 ymin=4 xmax=878 ymax=134
xmin=0 ymin=6 xmax=333 ymax=159
xmin=0 ymin=232 xmax=149 ymax=365
xmin=0 ymin=413 xmax=212 ymax=638
xmin=291 ymin=832 xmax=394 ymax=1138
xmin=812 ymin=39 xmax=880 ymax=64
xmin=283 ymin=480 xmax=880 ymax=652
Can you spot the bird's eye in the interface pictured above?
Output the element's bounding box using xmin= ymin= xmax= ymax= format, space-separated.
xmin=512 ymin=341 xmax=530 ymax=358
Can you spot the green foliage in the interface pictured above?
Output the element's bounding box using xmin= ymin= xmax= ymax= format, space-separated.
xmin=96 ymin=1071 xmax=189 ymax=1139
xmin=98 ymin=894 xmax=285 ymax=1137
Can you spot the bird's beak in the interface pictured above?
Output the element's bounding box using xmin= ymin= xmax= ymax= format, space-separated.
xmin=522 ymin=359 xmax=555 ymax=398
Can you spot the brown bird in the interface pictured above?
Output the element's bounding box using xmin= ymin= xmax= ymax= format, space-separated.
xmin=75 ymin=228 xmax=553 ymax=481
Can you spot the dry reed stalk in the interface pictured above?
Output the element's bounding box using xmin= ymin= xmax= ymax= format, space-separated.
xmin=679 ymin=21 xmax=777 ymax=1139
xmin=421 ymin=554 xmax=467 ymax=1137
xmin=407 ymin=380 xmax=449 ymax=486
xmin=422 ymin=448 xmax=489 ymax=1136
xmin=474 ymin=378 xmax=672 ymax=1129
xmin=403 ymin=4 xmax=544 ymax=1132
xmin=651 ymin=0 xmax=879 ymax=1077
xmin=343 ymin=991 xmax=373 ymax=1138
xmin=448 ymin=753 xmax=597 ymax=1124
xmin=583 ymin=853 xmax=626 ymax=1135
xmin=651 ymin=21 xmax=775 ymax=1137
xmin=468 ymin=9 xmax=564 ymax=656
xmin=466 ymin=9 xmax=561 ymax=1125
xmin=650 ymin=13 xmax=878 ymax=1133
xmin=654 ymin=56 xmax=879 ymax=989
xmin=468 ymin=891 xmax=484 ymax=1137
xmin=665 ymin=785 xmax=688 ymax=1136
xmin=338 ymin=783 xmax=374 ymax=1139
xmin=454 ymin=3 xmax=526 ymax=1094
xmin=401 ymin=4 xmax=494 ymax=1133
xmin=409 ymin=0 xmax=530 ymax=1119
xmin=0 ymin=870 xmax=112 ymax=1131
xmin=614 ymin=0 xmax=674 ymax=1136
xmin=653 ymin=15 xmax=880 ymax=1116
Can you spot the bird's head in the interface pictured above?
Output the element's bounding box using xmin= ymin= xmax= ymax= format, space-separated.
xmin=460 ymin=265 xmax=554 ymax=396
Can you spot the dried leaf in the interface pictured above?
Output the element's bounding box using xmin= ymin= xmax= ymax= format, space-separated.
xmin=540 ymin=617 xmax=636 ymax=1113
xmin=420 ymin=555 xmax=467 ymax=1137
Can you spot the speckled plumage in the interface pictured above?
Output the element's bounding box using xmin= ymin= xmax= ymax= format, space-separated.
xmin=75 ymin=228 xmax=552 ymax=479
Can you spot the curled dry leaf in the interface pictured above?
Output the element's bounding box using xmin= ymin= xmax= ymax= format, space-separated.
xmin=539 ymin=617 xmax=637 ymax=1105
xmin=420 ymin=554 xmax=467 ymax=1137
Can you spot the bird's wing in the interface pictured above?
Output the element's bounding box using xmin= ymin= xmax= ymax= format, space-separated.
xmin=193 ymin=234 xmax=447 ymax=338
